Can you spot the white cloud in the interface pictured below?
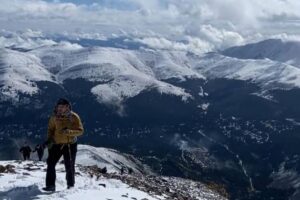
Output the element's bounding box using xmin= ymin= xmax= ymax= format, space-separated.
xmin=0 ymin=29 xmax=85 ymax=50
xmin=184 ymin=24 xmax=245 ymax=49
xmin=0 ymin=0 xmax=300 ymax=51
xmin=0 ymin=30 xmax=57 ymax=49
xmin=133 ymin=36 xmax=213 ymax=54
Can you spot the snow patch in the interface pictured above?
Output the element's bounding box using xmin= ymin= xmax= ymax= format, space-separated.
xmin=0 ymin=48 xmax=55 ymax=100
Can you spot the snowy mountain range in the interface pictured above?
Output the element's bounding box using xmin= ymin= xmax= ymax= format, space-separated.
xmin=222 ymin=39 xmax=300 ymax=68
xmin=2 ymin=39 xmax=300 ymax=105
xmin=1 ymin=37 xmax=300 ymax=200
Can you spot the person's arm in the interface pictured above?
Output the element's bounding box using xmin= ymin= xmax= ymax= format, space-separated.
xmin=47 ymin=116 xmax=56 ymax=142
xmin=64 ymin=114 xmax=84 ymax=137
xmin=19 ymin=147 xmax=23 ymax=152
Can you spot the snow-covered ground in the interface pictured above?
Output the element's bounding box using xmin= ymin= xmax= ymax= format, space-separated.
xmin=0 ymin=160 xmax=161 ymax=200
xmin=0 ymin=144 xmax=227 ymax=200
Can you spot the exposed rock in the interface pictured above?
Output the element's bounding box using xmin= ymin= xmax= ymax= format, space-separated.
xmin=0 ymin=165 xmax=5 ymax=173
xmin=0 ymin=164 xmax=16 ymax=173
xmin=80 ymin=165 xmax=227 ymax=200
xmin=99 ymin=183 xmax=106 ymax=188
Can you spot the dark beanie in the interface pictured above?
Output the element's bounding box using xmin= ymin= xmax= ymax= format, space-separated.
xmin=56 ymin=98 xmax=71 ymax=106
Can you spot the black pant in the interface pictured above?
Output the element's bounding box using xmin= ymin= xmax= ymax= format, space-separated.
xmin=37 ymin=152 xmax=44 ymax=161
xmin=23 ymin=153 xmax=30 ymax=160
xmin=46 ymin=143 xmax=77 ymax=187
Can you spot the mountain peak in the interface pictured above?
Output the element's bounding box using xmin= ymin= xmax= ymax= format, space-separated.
xmin=222 ymin=39 xmax=300 ymax=68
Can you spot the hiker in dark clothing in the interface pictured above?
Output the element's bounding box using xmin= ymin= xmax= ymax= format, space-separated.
xmin=33 ymin=144 xmax=45 ymax=161
xmin=19 ymin=143 xmax=32 ymax=160
xmin=120 ymin=166 xmax=125 ymax=175
xmin=43 ymin=98 xmax=84 ymax=192
xmin=128 ymin=167 xmax=134 ymax=175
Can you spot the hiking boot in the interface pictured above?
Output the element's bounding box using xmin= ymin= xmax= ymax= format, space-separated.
xmin=42 ymin=186 xmax=55 ymax=192
xmin=67 ymin=185 xmax=74 ymax=189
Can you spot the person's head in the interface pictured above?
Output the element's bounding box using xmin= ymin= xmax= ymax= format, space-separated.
xmin=55 ymin=98 xmax=71 ymax=115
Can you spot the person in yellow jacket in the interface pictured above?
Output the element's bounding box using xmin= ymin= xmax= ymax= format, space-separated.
xmin=43 ymin=98 xmax=84 ymax=192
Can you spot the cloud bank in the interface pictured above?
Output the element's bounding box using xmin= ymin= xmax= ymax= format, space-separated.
xmin=0 ymin=0 xmax=300 ymax=52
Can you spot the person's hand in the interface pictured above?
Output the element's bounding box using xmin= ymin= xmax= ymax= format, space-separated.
xmin=61 ymin=128 xmax=70 ymax=134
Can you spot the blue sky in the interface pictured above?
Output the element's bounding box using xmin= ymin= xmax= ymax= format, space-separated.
xmin=0 ymin=0 xmax=300 ymax=52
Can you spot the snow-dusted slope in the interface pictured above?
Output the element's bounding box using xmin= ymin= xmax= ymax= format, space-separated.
xmin=222 ymin=39 xmax=300 ymax=68
xmin=193 ymin=53 xmax=300 ymax=90
xmin=91 ymin=74 xmax=191 ymax=105
xmin=30 ymin=45 xmax=195 ymax=104
xmin=76 ymin=144 xmax=151 ymax=174
xmin=0 ymin=48 xmax=55 ymax=101
xmin=31 ymin=44 xmax=204 ymax=82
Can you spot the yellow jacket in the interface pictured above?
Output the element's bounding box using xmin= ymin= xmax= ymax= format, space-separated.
xmin=47 ymin=111 xmax=84 ymax=144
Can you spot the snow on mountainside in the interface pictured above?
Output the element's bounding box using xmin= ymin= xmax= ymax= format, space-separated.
xmin=30 ymin=44 xmax=194 ymax=104
xmin=0 ymin=144 xmax=227 ymax=200
xmin=193 ymin=52 xmax=300 ymax=90
xmin=76 ymin=145 xmax=151 ymax=174
xmin=0 ymin=48 xmax=55 ymax=101
xmin=2 ymin=39 xmax=300 ymax=103
xmin=31 ymin=44 xmax=204 ymax=81
xmin=222 ymin=39 xmax=300 ymax=68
